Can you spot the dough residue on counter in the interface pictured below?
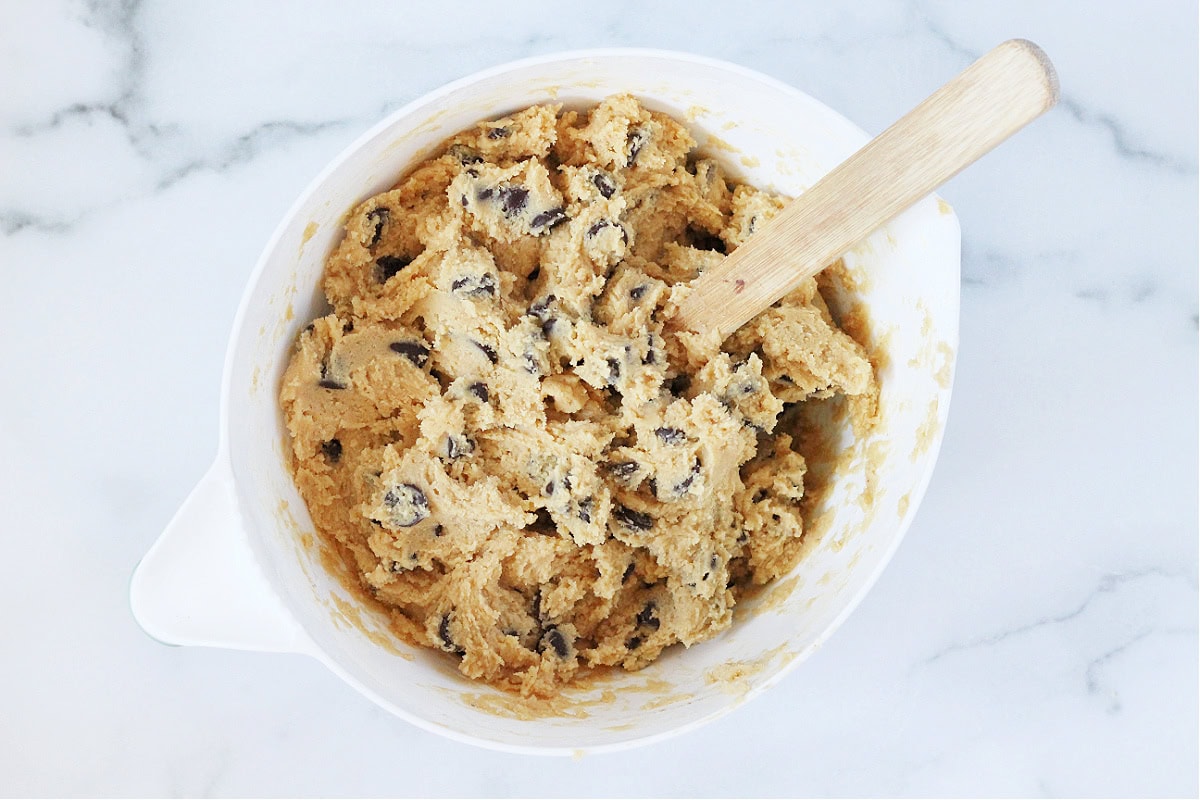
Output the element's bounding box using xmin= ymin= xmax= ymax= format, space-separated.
xmin=281 ymin=95 xmax=876 ymax=697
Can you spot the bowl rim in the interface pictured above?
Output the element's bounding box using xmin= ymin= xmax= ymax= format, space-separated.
xmin=219 ymin=46 xmax=961 ymax=756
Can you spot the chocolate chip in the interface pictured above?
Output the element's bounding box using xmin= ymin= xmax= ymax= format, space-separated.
xmin=586 ymin=219 xmax=611 ymax=238
xmin=390 ymin=340 xmax=430 ymax=368
xmin=655 ymin=427 xmax=686 ymax=445
xmin=451 ymin=273 xmax=497 ymax=297
xmin=672 ymin=460 xmax=702 ymax=495
xmin=642 ymin=348 xmax=656 ymax=366
xmin=317 ymin=378 xmax=345 ymax=390
xmin=366 ymin=207 xmax=389 ymax=247
xmin=527 ymin=266 xmax=541 ymax=282
xmin=592 ymin=172 xmax=616 ymax=198
xmin=487 ymin=126 xmax=511 ymax=139
xmin=636 ymin=602 xmax=660 ymax=630
xmin=629 ymin=284 xmax=648 ymax=301
xmin=523 ymin=352 xmax=540 ymax=375
xmin=606 ymin=357 xmax=622 ymax=386
xmin=321 ymin=439 xmax=342 ymax=463
xmin=448 ymin=144 xmax=483 ymax=165
xmin=342 ymin=320 xmax=354 ymax=333
xmin=577 ymin=496 xmax=594 ymax=523
xmin=626 ymin=128 xmax=648 ymax=167
xmin=626 ymin=636 xmax=642 ymax=650
xmin=497 ymin=186 xmax=529 ymax=216
xmin=382 ymin=483 xmax=429 ymax=527
xmin=468 ymin=382 xmax=489 ymax=402
xmin=613 ymin=505 xmax=652 ymax=531
xmin=376 ymin=255 xmax=412 ymax=282
xmin=543 ymin=627 xmax=569 ymax=658
xmin=606 ymin=461 xmax=639 ymax=480
xmin=444 ymin=434 xmax=474 ymax=460
xmin=527 ymin=294 xmax=556 ymax=319
xmin=622 ymin=563 xmax=636 ymax=582
xmin=472 ymin=340 xmax=498 ymax=363
xmin=476 ymin=187 xmax=494 ymax=201
xmin=438 ymin=614 xmax=465 ymax=656
xmin=545 ymin=480 xmax=556 ymax=496
xmin=434 ymin=524 xmax=445 ymax=537
xmin=530 ymin=207 xmax=568 ymax=232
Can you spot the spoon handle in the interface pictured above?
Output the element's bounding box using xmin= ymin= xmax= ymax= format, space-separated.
xmin=674 ymin=39 xmax=1058 ymax=339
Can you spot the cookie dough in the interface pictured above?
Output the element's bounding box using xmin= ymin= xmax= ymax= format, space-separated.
xmin=281 ymin=95 xmax=875 ymax=697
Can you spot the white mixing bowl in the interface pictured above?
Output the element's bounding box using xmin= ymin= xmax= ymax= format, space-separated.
xmin=130 ymin=49 xmax=960 ymax=755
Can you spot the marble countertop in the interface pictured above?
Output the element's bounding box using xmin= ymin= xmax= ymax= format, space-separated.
xmin=1 ymin=1 xmax=1195 ymax=796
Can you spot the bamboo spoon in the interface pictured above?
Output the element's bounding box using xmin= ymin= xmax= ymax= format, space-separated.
xmin=673 ymin=39 xmax=1059 ymax=340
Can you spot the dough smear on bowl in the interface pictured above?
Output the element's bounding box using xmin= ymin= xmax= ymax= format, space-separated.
xmin=281 ymin=95 xmax=876 ymax=697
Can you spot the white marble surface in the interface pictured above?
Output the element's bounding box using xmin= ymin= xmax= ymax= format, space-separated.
xmin=1 ymin=1 xmax=1196 ymax=796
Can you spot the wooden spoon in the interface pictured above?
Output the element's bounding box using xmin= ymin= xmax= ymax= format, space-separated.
xmin=673 ymin=39 xmax=1059 ymax=340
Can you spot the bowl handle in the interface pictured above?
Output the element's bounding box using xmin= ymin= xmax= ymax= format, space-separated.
xmin=130 ymin=459 xmax=310 ymax=653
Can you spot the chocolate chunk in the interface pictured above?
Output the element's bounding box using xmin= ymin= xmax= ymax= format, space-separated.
xmin=655 ymin=427 xmax=686 ymax=445
xmin=468 ymin=382 xmax=489 ymax=402
xmin=321 ymin=438 xmax=342 ymax=463
xmin=317 ymin=378 xmax=345 ymax=390
xmin=472 ymin=340 xmax=498 ymax=363
xmin=606 ymin=461 xmax=639 ymax=480
xmin=606 ymin=357 xmax=622 ymax=386
xmin=390 ymin=340 xmax=430 ymax=368
xmin=543 ymin=627 xmax=569 ymax=658
xmin=629 ymin=284 xmax=648 ymax=301
xmin=376 ymin=254 xmax=412 ymax=282
xmin=366 ymin=207 xmax=389 ymax=247
xmin=613 ymin=505 xmax=652 ymax=531
xmin=626 ymin=128 xmax=648 ymax=167
xmin=530 ymin=207 xmax=568 ymax=232
xmin=382 ymin=483 xmax=430 ymax=527
xmin=451 ymin=273 xmax=497 ymax=297
xmin=636 ymin=602 xmax=660 ymax=630
xmin=487 ymin=126 xmax=511 ymax=139
xmin=592 ymin=172 xmax=616 ymax=198
xmin=626 ymin=636 xmax=642 ymax=650
xmin=497 ymin=186 xmax=529 ymax=216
